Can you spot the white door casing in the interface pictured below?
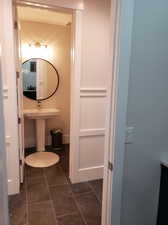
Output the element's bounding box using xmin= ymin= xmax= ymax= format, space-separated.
xmin=1 ymin=0 xmax=20 ymax=194
xmin=105 ymin=0 xmax=135 ymax=225
xmin=13 ymin=3 xmax=25 ymax=184
xmin=102 ymin=0 xmax=121 ymax=224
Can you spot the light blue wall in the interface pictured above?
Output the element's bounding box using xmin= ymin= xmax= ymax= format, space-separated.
xmin=121 ymin=0 xmax=168 ymax=225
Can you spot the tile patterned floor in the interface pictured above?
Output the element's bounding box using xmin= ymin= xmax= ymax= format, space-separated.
xmin=9 ymin=145 xmax=103 ymax=225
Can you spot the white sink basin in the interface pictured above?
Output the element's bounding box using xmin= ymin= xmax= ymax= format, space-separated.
xmin=23 ymin=108 xmax=60 ymax=152
xmin=23 ymin=108 xmax=60 ymax=119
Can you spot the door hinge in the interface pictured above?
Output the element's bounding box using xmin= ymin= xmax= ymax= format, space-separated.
xmin=18 ymin=117 xmax=21 ymax=124
xmin=108 ymin=161 xmax=113 ymax=172
xmin=16 ymin=71 xmax=19 ymax=79
xmin=14 ymin=21 xmax=18 ymax=30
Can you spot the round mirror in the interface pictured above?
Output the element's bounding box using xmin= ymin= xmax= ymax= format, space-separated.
xmin=22 ymin=58 xmax=60 ymax=101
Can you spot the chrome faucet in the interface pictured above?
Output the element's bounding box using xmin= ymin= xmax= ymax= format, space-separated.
xmin=37 ymin=100 xmax=42 ymax=108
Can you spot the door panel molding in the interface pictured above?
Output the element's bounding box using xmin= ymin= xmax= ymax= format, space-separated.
xmin=78 ymin=165 xmax=104 ymax=182
xmin=80 ymin=88 xmax=107 ymax=97
xmin=80 ymin=128 xmax=105 ymax=137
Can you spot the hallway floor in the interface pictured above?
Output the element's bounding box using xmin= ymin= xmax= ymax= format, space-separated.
xmin=9 ymin=145 xmax=103 ymax=225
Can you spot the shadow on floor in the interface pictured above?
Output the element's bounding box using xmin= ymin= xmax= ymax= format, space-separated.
xmin=9 ymin=145 xmax=103 ymax=225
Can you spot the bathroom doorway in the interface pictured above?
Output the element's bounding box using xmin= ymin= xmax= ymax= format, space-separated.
xmin=17 ymin=5 xmax=72 ymax=174
xmin=9 ymin=2 xmax=106 ymax=225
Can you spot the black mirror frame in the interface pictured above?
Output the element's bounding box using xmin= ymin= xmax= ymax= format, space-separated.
xmin=22 ymin=58 xmax=60 ymax=102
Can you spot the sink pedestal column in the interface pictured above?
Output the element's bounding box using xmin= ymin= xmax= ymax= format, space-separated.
xmin=36 ymin=119 xmax=45 ymax=152
xmin=24 ymin=108 xmax=61 ymax=168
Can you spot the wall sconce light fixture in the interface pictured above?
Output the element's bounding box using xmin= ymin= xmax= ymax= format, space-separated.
xmin=22 ymin=41 xmax=53 ymax=60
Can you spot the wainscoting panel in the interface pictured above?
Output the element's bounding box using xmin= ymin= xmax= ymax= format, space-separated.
xmin=79 ymin=135 xmax=105 ymax=169
xmin=75 ymin=88 xmax=107 ymax=182
xmin=80 ymin=89 xmax=107 ymax=130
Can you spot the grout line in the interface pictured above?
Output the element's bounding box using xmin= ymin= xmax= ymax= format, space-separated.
xmin=59 ymin=154 xmax=88 ymax=225
xmin=71 ymin=189 xmax=88 ymax=225
xmin=47 ymin=182 xmax=69 ymax=187
xmin=71 ymin=190 xmax=93 ymax=197
xmin=43 ymin=166 xmax=69 ymax=188
xmin=43 ymin=168 xmax=58 ymax=225
xmin=87 ymin=182 xmax=102 ymax=205
xmin=56 ymin=211 xmax=80 ymax=219
xmin=56 ymin=162 xmax=88 ymax=225
xmin=58 ymin=165 xmax=69 ymax=185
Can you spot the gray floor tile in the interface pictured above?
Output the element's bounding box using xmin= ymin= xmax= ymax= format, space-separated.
xmin=28 ymin=201 xmax=57 ymax=225
xmin=57 ymin=213 xmax=85 ymax=225
xmin=89 ymin=179 xmax=103 ymax=203
xmin=25 ymin=165 xmax=44 ymax=178
xmin=71 ymin=182 xmax=92 ymax=195
xmin=50 ymin=185 xmax=78 ymax=216
xmin=76 ymin=193 xmax=101 ymax=225
xmin=9 ymin=145 xmax=102 ymax=225
xmin=9 ymin=184 xmax=27 ymax=225
xmin=44 ymin=165 xmax=68 ymax=186
xmin=27 ymin=176 xmax=50 ymax=203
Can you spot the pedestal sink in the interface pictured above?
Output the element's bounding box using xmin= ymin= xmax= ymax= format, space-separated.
xmin=23 ymin=108 xmax=60 ymax=168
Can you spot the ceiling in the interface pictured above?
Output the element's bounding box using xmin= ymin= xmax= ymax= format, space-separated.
xmin=17 ymin=6 xmax=72 ymax=26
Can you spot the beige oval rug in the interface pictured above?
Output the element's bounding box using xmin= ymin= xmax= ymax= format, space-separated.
xmin=25 ymin=152 xmax=60 ymax=168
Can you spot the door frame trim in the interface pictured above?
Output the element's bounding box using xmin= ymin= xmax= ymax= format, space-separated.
xmin=102 ymin=0 xmax=135 ymax=225
xmin=102 ymin=0 xmax=121 ymax=224
xmin=69 ymin=9 xmax=83 ymax=183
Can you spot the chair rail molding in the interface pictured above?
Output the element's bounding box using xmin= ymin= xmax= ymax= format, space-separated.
xmin=80 ymin=88 xmax=107 ymax=97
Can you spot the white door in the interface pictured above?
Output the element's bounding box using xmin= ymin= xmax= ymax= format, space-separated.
xmin=13 ymin=3 xmax=25 ymax=183
xmin=70 ymin=3 xmax=110 ymax=183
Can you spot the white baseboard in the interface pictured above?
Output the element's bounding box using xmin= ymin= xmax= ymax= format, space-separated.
xmin=70 ymin=165 xmax=104 ymax=184
xmin=25 ymin=134 xmax=70 ymax=148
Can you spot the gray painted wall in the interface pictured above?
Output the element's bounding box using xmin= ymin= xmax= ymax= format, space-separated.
xmin=121 ymin=0 xmax=168 ymax=225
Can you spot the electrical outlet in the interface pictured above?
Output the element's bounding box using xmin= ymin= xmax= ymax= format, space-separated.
xmin=125 ymin=126 xmax=135 ymax=144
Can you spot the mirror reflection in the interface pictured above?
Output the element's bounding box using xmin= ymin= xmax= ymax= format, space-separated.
xmin=22 ymin=58 xmax=59 ymax=101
